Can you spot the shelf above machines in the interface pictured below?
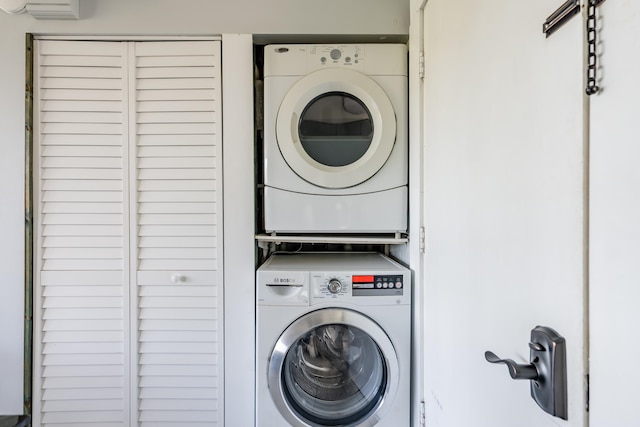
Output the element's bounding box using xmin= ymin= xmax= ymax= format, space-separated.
xmin=255 ymin=233 xmax=408 ymax=245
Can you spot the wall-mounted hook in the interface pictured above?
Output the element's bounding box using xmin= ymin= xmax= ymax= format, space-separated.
xmin=485 ymin=326 xmax=568 ymax=420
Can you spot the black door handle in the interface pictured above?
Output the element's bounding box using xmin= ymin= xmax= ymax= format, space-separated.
xmin=484 ymin=326 xmax=568 ymax=420
xmin=484 ymin=350 xmax=539 ymax=380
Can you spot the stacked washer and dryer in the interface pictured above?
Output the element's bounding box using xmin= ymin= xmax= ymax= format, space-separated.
xmin=257 ymin=44 xmax=411 ymax=427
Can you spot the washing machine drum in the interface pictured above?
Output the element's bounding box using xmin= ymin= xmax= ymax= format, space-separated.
xmin=268 ymin=309 xmax=400 ymax=426
xmin=276 ymin=68 xmax=397 ymax=189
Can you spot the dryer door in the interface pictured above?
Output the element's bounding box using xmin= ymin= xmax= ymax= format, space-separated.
xmin=268 ymin=308 xmax=399 ymax=427
xmin=276 ymin=68 xmax=397 ymax=189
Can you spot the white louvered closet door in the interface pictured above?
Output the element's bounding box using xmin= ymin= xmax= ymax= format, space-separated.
xmin=133 ymin=41 xmax=223 ymax=426
xmin=34 ymin=40 xmax=223 ymax=427
xmin=34 ymin=40 xmax=129 ymax=427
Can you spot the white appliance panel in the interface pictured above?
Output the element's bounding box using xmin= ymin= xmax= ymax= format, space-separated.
xmin=264 ymin=186 xmax=407 ymax=233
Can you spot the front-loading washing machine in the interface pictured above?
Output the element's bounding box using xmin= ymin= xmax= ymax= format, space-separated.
xmin=256 ymin=252 xmax=411 ymax=426
xmin=263 ymin=44 xmax=408 ymax=233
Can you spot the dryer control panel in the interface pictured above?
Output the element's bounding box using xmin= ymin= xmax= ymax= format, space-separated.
xmin=307 ymin=45 xmax=365 ymax=70
xmin=264 ymin=44 xmax=407 ymax=77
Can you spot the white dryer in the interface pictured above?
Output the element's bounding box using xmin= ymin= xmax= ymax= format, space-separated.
xmin=256 ymin=252 xmax=411 ymax=427
xmin=263 ymin=44 xmax=408 ymax=233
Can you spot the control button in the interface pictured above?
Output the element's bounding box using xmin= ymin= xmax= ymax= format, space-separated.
xmin=321 ymin=57 xmax=327 ymax=63
xmin=330 ymin=49 xmax=341 ymax=60
xmin=376 ymin=282 xmax=383 ymax=289
xmin=395 ymin=281 xmax=402 ymax=289
xmin=327 ymin=279 xmax=342 ymax=294
xmin=382 ymin=282 xmax=388 ymax=289
xmin=345 ymin=57 xmax=351 ymax=63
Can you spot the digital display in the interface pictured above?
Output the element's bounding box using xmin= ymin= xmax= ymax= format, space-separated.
xmin=352 ymin=275 xmax=374 ymax=283
xmin=352 ymin=275 xmax=375 ymax=289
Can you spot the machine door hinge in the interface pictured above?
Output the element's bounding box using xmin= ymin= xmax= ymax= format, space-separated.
xmin=420 ymin=400 xmax=426 ymax=426
xmin=418 ymin=51 xmax=425 ymax=80
xmin=419 ymin=226 xmax=426 ymax=253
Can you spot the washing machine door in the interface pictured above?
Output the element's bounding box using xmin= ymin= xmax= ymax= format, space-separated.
xmin=276 ymin=68 xmax=397 ymax=189
xmin=268 ymin=308 xmax=399 ymax=427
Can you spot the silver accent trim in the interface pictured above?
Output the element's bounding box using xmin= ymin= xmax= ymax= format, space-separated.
xmin=267 ymin=308 xmax=400 ymax=427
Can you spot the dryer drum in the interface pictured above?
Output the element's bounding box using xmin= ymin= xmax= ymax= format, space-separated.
xmin=298 ymin=92 xmax=374 ymax=168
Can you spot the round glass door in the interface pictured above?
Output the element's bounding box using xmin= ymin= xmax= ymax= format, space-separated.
xmin=268 ymin=309 xmax=399 ymax=427
xmin=276 ymin=68 xmax=396 ymax=189
xmin=298 ymin=92 xmax=373 ymax=168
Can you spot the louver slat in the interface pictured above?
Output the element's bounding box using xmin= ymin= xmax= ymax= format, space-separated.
xmin=36 ymin=40 xmax=127 ymax=426
xmin=135 ymin=41 xmax=223 ymax=426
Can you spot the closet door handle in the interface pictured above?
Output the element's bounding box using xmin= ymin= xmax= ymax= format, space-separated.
xmin=171 ymin=273 xmax=186 ymax=284
xmin=484 ymin=351 xmax=539 ymax=380
xmin=484 ymin=326 xmax=568 ymax=420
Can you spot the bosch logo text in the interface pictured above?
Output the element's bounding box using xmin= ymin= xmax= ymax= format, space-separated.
xmin=273 ymin=277 xmax=296 ymax=284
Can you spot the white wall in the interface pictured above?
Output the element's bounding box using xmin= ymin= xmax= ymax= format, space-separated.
xmin=0 ymin=15 xmax=28 ymax=414
xmin=0 ymin=0 xmax=409 ymax=417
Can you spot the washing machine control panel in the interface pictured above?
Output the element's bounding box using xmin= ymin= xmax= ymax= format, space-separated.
xmin=313 ymin=274 xmax=349 ymax=298
xmin=351 ymin=274 xmax=404 ymax=297
xmin=311 ymin=272 xmax=404 ymax=301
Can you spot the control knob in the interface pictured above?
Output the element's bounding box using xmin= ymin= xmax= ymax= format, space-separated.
xmin=327 ymin=279 xmax=343 ymax=294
